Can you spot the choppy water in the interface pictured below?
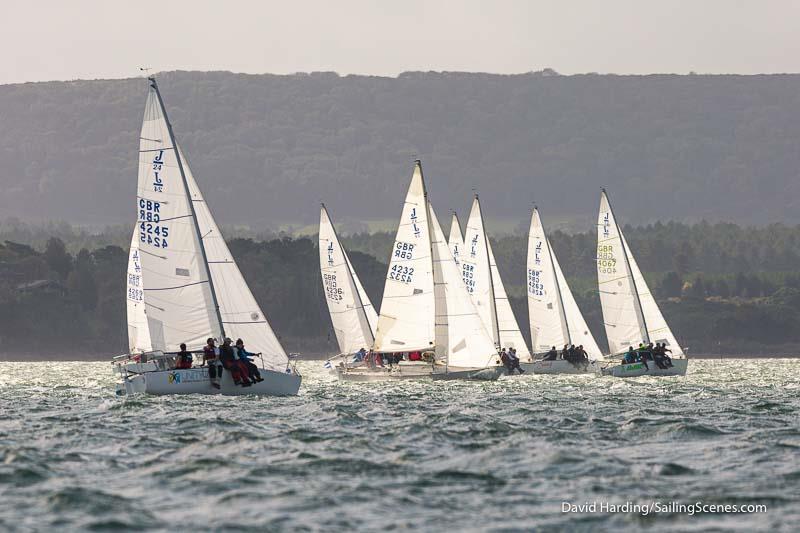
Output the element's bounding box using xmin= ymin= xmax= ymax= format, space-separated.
xmin=0 ymin=359 xmax=798 ymax=532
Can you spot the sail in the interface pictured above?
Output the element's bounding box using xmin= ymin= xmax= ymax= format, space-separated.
xmin=136 ymin=79 xmax=220 ymax=351
xmin=448 ymin=213 xmax=464 ymax=268
xmin=552 ymin=247 xmax=603 ymax=359
xmin=347 ymin=253 xmax=379 ymax=336
xmin=429 ymin=202 xmax=499 ymax=369
xmin=319 ymin=204 xmax=377 ymax=356
xmin=597 ymin=190 xmax=648 ymax=354
xmin=622 ymin=232 xmax=684 ymax=356
xmin=527 ymin=208 xmax=569 ymax=351
xmin=373 ymin=161 xmax=436 ymax=352
xmin=180 ymin=145 xmax=289 ymax=370
xmin=126 ymin=228 xmax=152 ymax=353
xmin=487 ymin=239 xmax=531 ymax=360
xmin=461 ymin=196 xmax=499 ymax=346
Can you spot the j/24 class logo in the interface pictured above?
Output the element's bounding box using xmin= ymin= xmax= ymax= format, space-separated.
xmin=152 ymin=150 xmax=165 ymax=192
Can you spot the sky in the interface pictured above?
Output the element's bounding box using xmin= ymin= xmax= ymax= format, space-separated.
xmin=3 ymin=0 xmax=800 ymax=84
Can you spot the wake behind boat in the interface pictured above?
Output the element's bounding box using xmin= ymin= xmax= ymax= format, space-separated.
xmin=596 ymin=190 xmax=688 ymax=378
xmin=526 ymin=207 xmax=604 ymax=374
xmin=114 ymin=77 xmax=301 ymax=396
xmin=334 ymin=161 xmax=504 ymax=382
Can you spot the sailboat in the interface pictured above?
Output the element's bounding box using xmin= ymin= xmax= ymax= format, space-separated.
xmin=461 ymin=195 xmax=532 ymax=366
xmin=526 ymin=207 xmax=603 ymax=374
xmin=596 ymin=189 xmax=688 ymax=377
xmin=318 ymin=204 xmax=378 ymax=369
xmin=336 ymin=161 xmax=503 ymax=381
xmin=113 ymin=77 xmax=302 ymax=396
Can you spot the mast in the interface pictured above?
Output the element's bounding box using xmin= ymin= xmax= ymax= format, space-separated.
xmin=538 ymin=207 xmax=572 ymax=345
xmin=475 ymin=193 xmax=501 ymax=348
xmin=322 ymin=202 xmax=375 ymax=345
xmin=148 ymin=76 xmax=226 ymax=339
xmin=603 ymin=189 xmax=649 ymax=343
xmin=419 ymin=160 xmax=445 ymax=370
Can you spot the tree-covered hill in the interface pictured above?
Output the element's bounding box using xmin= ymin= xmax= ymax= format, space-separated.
xmin=1 ymin=70 xmax=800 ymax=230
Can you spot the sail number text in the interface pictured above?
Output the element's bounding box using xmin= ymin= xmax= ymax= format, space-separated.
xmin=597 ymin=244 xmax=617 ymax=274
xmin=322 ymin=273 xmax=343 ymax=301
xmin=462 ymin=263 xmax=475 ymax=293
xmin=389 ymin=265 xmax=414 ymax=283
xmin=527 ymin=268 xmax=544 ymax=296
xmin=138 ymin=199 xmax=169 ymax=248
xmin=394 ymin=242 xmax=415 ymax=260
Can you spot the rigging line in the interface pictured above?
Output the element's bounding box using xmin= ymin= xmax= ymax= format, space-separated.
xmin=139 ymin=249 xmax=167 ymax=260
xmin=144 ymin=280 xmax=209 ymax=291
xmin=222 ymin=320 xmax=268 ymax=325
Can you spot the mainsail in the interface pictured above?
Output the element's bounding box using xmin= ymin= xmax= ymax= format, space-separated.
xmin=597 ymin=190 xmax=682 ymax=355
xmin=180 ymin=144 xmax=289 ymax=370
xmin=126 ymin=229 xmax=152 ymax=353
xmin=448 ymin=212 xmax=464 ymax=268
xmin=373 ymin=161 xmax=436 ymax=352
xmin=528 ymin=208 xmax=602 ymax=357
xmin=461 ymin=195 xmax=500 ymax=346
xmin=487 ymin=239 xmax=531 ymax=360
xmin=319 ymin=204 xmax=378 ymax=356
xmin=135 ymin=78 xmax=221 ymax=351
xmin=429 ymin=201 xmax=499 ymax=369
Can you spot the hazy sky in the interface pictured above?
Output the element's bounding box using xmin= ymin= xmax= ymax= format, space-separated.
xmin=4 ymin=0 xmax=799 ymax=84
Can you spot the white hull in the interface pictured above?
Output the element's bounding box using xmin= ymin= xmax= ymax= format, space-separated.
xmin=601 ymin=358 xmax=688 ymax=378
xmin=116 ymin=367 xmax=301 ymax=396
xmin=525 ymin=359 xmax=601 ymax=375
xmin=336 ymin=362 xmax=504 ymax=382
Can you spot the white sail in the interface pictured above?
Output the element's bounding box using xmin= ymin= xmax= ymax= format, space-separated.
xmin=429 ymin=202 xmax=499 ymax=369
xmin=319 ymin=204 xmax=378 ymax=356
xmin=126 ymin=228 xmax=152 ymax=353
xmin=347 ymin=253 xmax=379 ymax=336
xmin=448 ymin=212 xmax=464 ymax=268
xmin=597 ymin=190 xmax=649 ymax=354
xmin=180 ymin=145 xmax=289 ymax=371
xmin=461 ymin=196 xmax=499 ymax=346
xmin=136 ymin=79 xmax=220 ymax=351
xmin=528 ymin=208 xmax=602 ymax=358
xmin=487 ymin=239 xmax=531 ymax=360
xmin=373 ymin=161 xmax=436 ymax=353
xmin=622 ymin=232 xmax=684 ymax=356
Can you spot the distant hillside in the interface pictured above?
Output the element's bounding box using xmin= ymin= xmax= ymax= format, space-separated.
xmin=1 ymin=70 xmax=799 ymax=229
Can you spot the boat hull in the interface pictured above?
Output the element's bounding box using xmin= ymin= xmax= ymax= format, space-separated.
xmin=116 ymin=367 xmax=301 ymax=396
xmin=601 ymin=358 xmax=688 ymax=378
xmin=336 ymin=363 xmax=504 ymax=382
xmin=525 ymin=359 xmax=601 ymax=375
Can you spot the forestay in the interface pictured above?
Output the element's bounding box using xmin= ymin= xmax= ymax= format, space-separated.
xmin=136 ymin=80 xmax=221 ymax=351
xmin=461 ymin=196 xmax=500 ymax=346
xmin=597 ymin=190 xmax=648 ymax=354
xmin=448 ymin=213 xmax=464 ymax=268
xmin=373 ymin=162 xmax=436 ymax=352
xmin=528 ymin=208 xmax=602 ymax=357
xmin=429 ymin=202 xmax=499 ymax=369
xmin=126 ymin=229 xmax=153 ymax=353
xmin=319 ymin=204 xmax=378 ymax=356
xmin=180 ymin=144 xmax=289 ymax=371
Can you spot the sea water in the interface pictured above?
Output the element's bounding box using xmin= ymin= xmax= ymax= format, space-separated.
xmin=0 ymin=359 xmax=798 ymax=531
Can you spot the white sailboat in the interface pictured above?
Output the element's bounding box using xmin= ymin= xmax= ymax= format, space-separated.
xmin=461 ymin=195 xmax=531 ymax=365
xmin=596 ymin=189 xmax=688 ymax=377
xmin=337 ymin=161 xmax=503 ymax=381
xmin=526 ymin=207 xmax=603 ymax=374
xmin=318 ymin=204 xmax=378 ymax=367
xmin=113 ymin=77 xmax=301 ymax=396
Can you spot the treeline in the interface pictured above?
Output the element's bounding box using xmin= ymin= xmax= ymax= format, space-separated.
xmin=3 ymin=220 xmax=800 ymax=356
